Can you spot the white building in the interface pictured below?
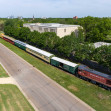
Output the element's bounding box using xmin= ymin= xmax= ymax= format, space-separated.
xmin=23 ymin=23 xmax=81 ymax=38
xmin=94 ymin=42 xmax=111 ymax=48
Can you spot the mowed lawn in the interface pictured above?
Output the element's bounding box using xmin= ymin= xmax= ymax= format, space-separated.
xmin=0 ymin=64 xmax=9 ymax=77
xmin=0 ymin=38 xmax=111 ymax=111
xmin=0 ymin=84 xmax=34 ymax=111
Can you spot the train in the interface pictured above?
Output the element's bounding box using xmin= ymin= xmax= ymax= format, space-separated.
xmin=0 ymin=35 xmax=111 ymax=91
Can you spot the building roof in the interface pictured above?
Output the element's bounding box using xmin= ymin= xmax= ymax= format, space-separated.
xmin=94 ymin=42 xmax=111 ymax=48
xmin=26 ymin=44 xmax=54 ymax=57
xmin=24 ymin=23 xmax=80 ymax=28
xmin=78 ymin=65 xmax=111 ymax=80
xmin=51 ymin=57 xmax=78 ymax=67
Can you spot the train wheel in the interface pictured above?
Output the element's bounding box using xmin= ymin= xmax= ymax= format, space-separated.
xmin=79 ymin=76 xmax=82 ymax=79
xmin=107 ymin=87 xmax=111 ymax=91
xmin=99 ymin=84 xmax=102 ymax=87
xmin=75 ymin=72 xmax=79 ymax=77
xmin=91 ymin=80 xmax=96 ymax=84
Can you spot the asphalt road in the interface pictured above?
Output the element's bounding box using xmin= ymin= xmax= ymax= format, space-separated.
xmin=0 ymin=43 xmax=95 ymax=111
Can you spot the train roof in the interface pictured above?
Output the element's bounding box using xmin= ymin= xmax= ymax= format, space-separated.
xmin=51 ymin=57 xmax=78 ymax=67
xmin=15 ymin=40 xmax=27 ymax=46
xmin=26 ymin=44 xmax=54 ymax=57
xmin=78 ymin=65 xmax=111 ymax=79
xmin=3 ymin=35 xmax=15 ymax=41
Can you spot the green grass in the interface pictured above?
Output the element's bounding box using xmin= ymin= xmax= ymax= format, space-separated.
xmin=0 ymin=38 xmax=111 ymax=111
xmin=0 ymin=64 xmax=9 ymax=77
xmin=0 ymin=84 xmax=34 ymax=111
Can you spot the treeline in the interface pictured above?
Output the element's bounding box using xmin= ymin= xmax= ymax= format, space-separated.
xmin=28 ymin=16 xmax=111 ymax=42
xmin=2 ymin=16 xmax=111 ymax=43
xmin=3 ymin=18 xmax=111 ymax=70
xmin=0 ymin=18 xmax=6 ymax=31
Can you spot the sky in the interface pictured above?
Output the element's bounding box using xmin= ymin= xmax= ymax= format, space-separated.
xmin=0 ymin=0 xmax=111 ymax=18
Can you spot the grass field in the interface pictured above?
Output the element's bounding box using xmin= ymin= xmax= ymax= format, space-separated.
xmin=0 ymin=64 xmax=9 ymax=77
xmin=0 ymin=84 xmax=34 ymax=111
xmin=0 ymin=38 xmax=111 ymax=111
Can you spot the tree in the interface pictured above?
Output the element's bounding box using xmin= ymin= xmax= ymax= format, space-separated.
xmin=74 ymin=43 xmax=95 ymax=60
xmin=87 ymin=28 xmax=104 ymax=42
xmin=27 ymin=31 xmax=40 ymax=45
xmin=0 ymin=20 xmax=4 ymax=31
xmin=92 ymin=45 xmax=111 ymax=67
xmin=19 ymin=27 xmax=31 ymax=41
xmin=78 ymin=16 xmax=111 ymax=42
xmin=42 ymin=32 xmax=60 ymax=50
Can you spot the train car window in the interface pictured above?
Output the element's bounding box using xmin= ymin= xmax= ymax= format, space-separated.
xmin=44 ymin=56 xmax=48 ymax=60
xmin=60 ymin=63 xmax=63 ymax=68
xmin=39 ymin=53 xmax=42 ymax=56
xmin=35 ymin=51 xmax=38 ymax=54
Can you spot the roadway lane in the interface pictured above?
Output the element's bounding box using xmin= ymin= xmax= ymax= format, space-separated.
xmin=0 ymin=43 xmax=95 ymax=111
